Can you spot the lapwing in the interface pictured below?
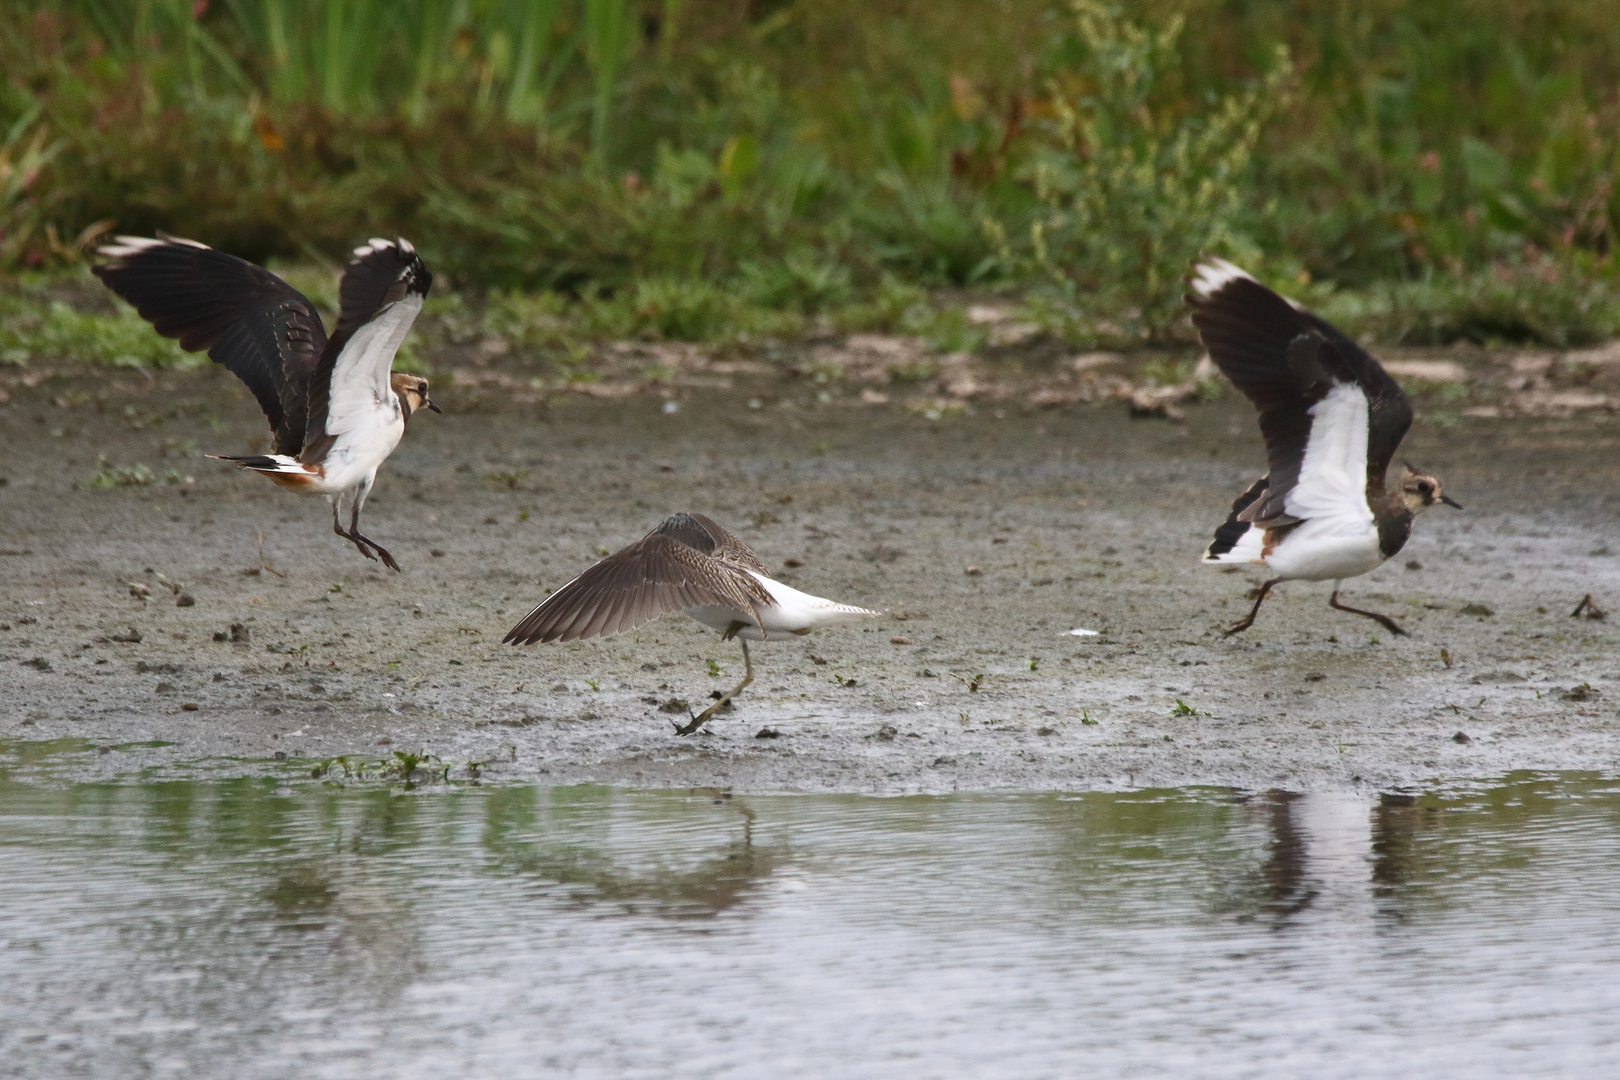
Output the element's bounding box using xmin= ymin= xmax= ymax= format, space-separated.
xmin=95 ymin=235 xmax=437 ymax=571
xmin=504 ymin=513 xmax=879 ymax=734
xmin=1187 ymin=258 xmax=1461 ymax=636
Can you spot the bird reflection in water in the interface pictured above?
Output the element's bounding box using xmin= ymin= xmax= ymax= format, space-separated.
xmin=1370 ymin=792 xmax=1439 ymax=924
xmin=482 ymin=789 xmax=780 ymax=920
xmin=1221 ymin=789 xmax=1320 ymax=928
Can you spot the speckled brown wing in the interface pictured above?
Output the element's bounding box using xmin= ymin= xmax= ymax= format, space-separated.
xmin=503 ymin=532 xmax=773 ymax=645
xmin=654 ymin=512 xmax=773 ymax=576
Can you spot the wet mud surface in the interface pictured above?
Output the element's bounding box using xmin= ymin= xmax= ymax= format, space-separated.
xmin=2 ymin=365 xmax=1618 ymax=793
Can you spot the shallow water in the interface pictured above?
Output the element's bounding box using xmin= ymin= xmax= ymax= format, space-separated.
xmin=2 ymin=760 xmax=1618 ymax=1079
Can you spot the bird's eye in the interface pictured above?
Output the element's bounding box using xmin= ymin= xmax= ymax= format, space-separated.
xmin=1417 ymin=481 xmax=1433 ymax=495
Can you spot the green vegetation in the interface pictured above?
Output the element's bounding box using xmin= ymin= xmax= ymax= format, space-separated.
xmin=1 ymin=286 xmax=196 ymax=367
xmin=82 ymin=457 xmax=157 ymax=488
xmin=3 ymin=0 xmax=1620 ymax=347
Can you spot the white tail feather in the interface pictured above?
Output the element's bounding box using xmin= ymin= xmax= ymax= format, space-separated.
xmin=753 ymin=573 xmax=880 ymax=631
xmin=206 ymin=454 xmax=313 ymax=474
xmin=1202 ymin=521 xmax=1266 ymax=565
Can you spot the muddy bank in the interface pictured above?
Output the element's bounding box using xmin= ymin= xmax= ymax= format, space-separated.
xmin=2 ymin=363 xmax=1618 ymax=793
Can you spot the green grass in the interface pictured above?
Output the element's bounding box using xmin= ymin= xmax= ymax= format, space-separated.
xmin=1 ymin=282 xmax=197 ymax=368
xmin=7 ymin=260 xmax=1620 ymax=376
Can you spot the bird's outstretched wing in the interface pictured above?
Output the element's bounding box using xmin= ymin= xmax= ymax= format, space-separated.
xmin=650 ymin=512 xmax=773 ymax=576
xmin=1187 ymin=259 xmax=1412 ymax=524
xmin=504 ymin=528 xmax=775 ymax=645
xmin=301 ymin=238 xmax=432 ymax=463
xmin=93 ymin=235 xmax=326 ymax=455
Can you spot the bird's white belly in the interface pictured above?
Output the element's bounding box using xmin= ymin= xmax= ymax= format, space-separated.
xmin=1264 ymin=521 xmax=1384 ymax=582
xmin=685 ymin=606 xmax=821 ymax=641
xmin=684 ymin=606 xmax=780 ymax=641
xmin=319 ymin=414 xmax=404 ymax=491
xmin=683 ymin=573 xmax=876 ymax=641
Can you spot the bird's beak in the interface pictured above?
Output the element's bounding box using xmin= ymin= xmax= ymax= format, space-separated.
xmin=1441 ymin=494 xmax=1463 ymax=509
xmin=425 ymin=398 xmax=441 ymax=414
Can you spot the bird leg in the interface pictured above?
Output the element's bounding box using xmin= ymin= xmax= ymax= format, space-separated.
xmin=333 ymin=502 xmax=400 ymax=572
xmin=673 ymin=636 xmax=754 ymax=736
xmin=333 ymin=505 xmax=380 ymax=564
xmin=347 ymin=501 xmax=400 ymax=572
xmin=1329 ymin=587 xmax=1407 ymax=637
xmin=1224 ymin=578 xmax=1282 ymax=636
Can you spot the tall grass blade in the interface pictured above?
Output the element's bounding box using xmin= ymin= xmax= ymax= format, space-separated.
xmin=584 ymin=0 xmax=629 ymax=166
xmin=504 ymin=0 xmax=559 ymax=123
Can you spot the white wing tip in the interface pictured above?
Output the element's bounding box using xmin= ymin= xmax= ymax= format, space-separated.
xmin=98 ymin=234 xmax=209 ymax=259
xmin=97 ymin=236 xmax=162 ymax=259
xmin=1189 ymin=258 xmax=1256 ymax=298
xmin=352 ymin=236 xmax=415 ymax=259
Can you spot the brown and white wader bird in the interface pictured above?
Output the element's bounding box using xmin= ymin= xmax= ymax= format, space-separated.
xmin=95 ymin=235 xmax=437 ymax=571
xmin=1188 ymin=258 xmax=1462 ymax=636
xmin=505 ymin=513 xmax=879 ymax=734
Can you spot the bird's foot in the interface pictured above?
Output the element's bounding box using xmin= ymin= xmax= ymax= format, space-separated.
xmin=1369 ymin=614 xmax=1407 ymax=637
xmin=1222 ymin=617 xmax=1256 ymax=637
xmin=1328 ymin=592 xmax=1408 ymax=636
xmin=673 ymin=689 xmax=742 ymax=736
xmin=672 ymin=707 xmax=719 ymax=737
xmin=350 ymin=532 xmax=400 ymax=572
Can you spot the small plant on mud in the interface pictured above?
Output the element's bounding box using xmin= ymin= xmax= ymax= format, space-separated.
xmin=381 ymin=749 xmax=442 ymax=782
xmin=485 ymin=469 xmax=529 ymax=489
xmin=83 ymin=457 xmax=156 ymax=488
xmin=1169 ymin=698 xmax=1205 ymax=718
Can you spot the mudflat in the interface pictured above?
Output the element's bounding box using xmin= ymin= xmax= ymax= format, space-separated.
xmin=2 ymin=362 xmax=1617 ymax=792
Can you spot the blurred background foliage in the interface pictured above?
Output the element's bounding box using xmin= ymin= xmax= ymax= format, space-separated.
xmin=3 ymin=0 xmax=1620 ymax=344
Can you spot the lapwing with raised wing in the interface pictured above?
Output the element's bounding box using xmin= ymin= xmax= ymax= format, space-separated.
xmin=95 ymin=235 xmax=437 ymax=571
xmin=1188 ymin=258 xmax=1461 ymax=636
xmin=504 ymin=513 xmax=879 ymax=735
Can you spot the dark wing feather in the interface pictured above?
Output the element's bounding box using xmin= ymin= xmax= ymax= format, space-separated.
xmin=1187 ymin=263 xmax=1413 ymax=519
xmin=504 ymin=534 xmax=773 ymax=645
xmin=653 ymin=512 xmax=772 ymax=576
xmin=1297 ymin=310 xmax=1412 ymax=489
xmin=302 ymin=238 xmax=433 ymax=458
xmin=93 ymin=236 xmax=325 ymax=455
xmin=1206 ymin=475 xmax=1268 ymax=558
